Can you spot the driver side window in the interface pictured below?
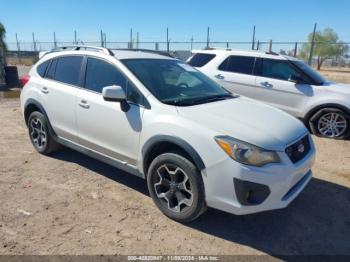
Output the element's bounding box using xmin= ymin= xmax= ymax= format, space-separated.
xmin=85 ymin=57 xmax=126 ymax=93
xmin=84 ymin=57 xmax=144 ymax=105
xmin=260 ymin=59 xmax=302 ymax=81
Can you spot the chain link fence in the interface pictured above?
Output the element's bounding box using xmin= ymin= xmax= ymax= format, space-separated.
xmin=4 ymin=40 xmax=350 ymax=68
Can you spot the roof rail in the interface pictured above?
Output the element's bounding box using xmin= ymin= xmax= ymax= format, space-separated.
xmin=112 ymin=48 xmax=174 ymax=58
xmin=50 ymin=45 xmax=114 ymax=56
xmin=203 ymin=47 xmax=232 ymax=51
xmin=265 ymin=51 xmax=279 ymax=56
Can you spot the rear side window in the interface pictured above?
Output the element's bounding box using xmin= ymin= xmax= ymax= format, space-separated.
xmin=218 ymin=56 xmax=255 ymax=75
xmin=54 ymin=56 xmax=83 ymax=86
xmin=84 ymin=57 xmax=127 ymax=93
xmin=37 ymin=60 xmax=50 ymax=77
xmin=46 ymin=59 xmax=57 ymax=79
xmin=188 ymin=53 xmax=216 ymax=67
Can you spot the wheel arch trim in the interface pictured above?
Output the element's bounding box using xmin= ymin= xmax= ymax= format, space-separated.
xmin=24 ymin=98 xmax=57 ymax=139
xmin=141 ymin=135 xmax=206 ymax=175
xmin=305 ymin=103 xmax=350 ymax=123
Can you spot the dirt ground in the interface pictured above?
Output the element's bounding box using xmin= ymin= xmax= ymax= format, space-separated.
xmin=0 ymin=97 xmax=349 ymax=257
xmin=320 ymin=68 xmax=350 ymax=84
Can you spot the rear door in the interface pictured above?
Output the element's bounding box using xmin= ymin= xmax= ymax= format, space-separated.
xmin=254 ymin=58 xmax=312 ymax=117
xmin=212 ymin=55 xmax=257 ymax=98
xmin=40 ymin=55 xmax=83 ymax=142
xmin=76 ymin=57 xmax=144 ymax=166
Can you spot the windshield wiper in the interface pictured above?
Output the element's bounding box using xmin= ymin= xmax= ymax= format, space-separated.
xmin=166 ymin=94 xmax=234 ymax=106
xmin=190 ymin=94 xmax=234 ymax=104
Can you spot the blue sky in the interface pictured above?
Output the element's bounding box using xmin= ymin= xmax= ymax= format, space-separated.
xmin=1 ymin=0 xmax=349 ymax=45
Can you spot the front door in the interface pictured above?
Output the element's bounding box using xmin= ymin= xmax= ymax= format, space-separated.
xmin=254 ymin=58 xmax=312 ymax=117
xmin=76 ymin=56 xmax=143 ymax=166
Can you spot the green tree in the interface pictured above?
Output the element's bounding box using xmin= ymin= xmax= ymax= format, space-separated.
xmin=0 ymin=22 xmax=6 ymax=51
xmin=299 ymin=28 xmax=349 ymax=70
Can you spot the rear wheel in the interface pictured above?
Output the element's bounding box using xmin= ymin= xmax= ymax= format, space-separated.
xmin=147 ymin=152 xmax=206 ymax=223
xmin=28 ymin=111 xmax=60 ymax=154
xmin=309 ymin=108 xmax=349 ymax=139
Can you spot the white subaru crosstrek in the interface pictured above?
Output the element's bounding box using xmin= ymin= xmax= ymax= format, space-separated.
xmin=20 ymin=46 xmax=315 ymax=222
xmin=188 ymin=49 xmax=350 ymax=139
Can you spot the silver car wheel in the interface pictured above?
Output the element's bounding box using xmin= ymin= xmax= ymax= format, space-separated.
xmin=317 ymin=112 xmax=347 ymax=137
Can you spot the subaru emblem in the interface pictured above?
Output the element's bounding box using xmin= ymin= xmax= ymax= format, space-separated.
xmin=297 ymin=144 xmax=305 ymax=153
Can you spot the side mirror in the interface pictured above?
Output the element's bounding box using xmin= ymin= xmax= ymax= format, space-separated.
xmin=288 ymin=74 xmax=306 ymax=84
xmin=102 ymin=85 xmax=126 ymax=102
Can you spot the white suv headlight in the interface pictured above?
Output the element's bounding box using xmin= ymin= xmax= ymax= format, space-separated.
xmin=215 ymin=136 xmax=280 ymax=167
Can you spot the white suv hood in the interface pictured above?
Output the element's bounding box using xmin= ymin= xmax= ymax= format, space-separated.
xmin=325 ymin=82 xmax=350 ymax=94
xmin=177 ymin=97 xmax=308 ymax=151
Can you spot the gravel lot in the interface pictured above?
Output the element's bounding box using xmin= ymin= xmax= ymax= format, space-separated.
xmin=0 ymin=97 xmax=349 ymax=257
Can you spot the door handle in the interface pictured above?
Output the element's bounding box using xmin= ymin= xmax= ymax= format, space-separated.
xmin=41 ymin=87 xmax=49 ymax=94
xmin=214 ymin=74 xmax=224 ymax=80
xmin=260 ymin=81 xmax=273 ymax=88
xmin=79 ymin=100 xmax=90 ymax=109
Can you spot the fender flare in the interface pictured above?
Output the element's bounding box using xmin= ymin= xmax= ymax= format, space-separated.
xmin=141 ymin=135 xmax=206 ymax=174
xmin=24 ymin=98 xmax=57 ymax=139
xmin=305 ymin=104 xmax=350 ymax=135
xmin=305 ymin=103 xmax=350 ymax=123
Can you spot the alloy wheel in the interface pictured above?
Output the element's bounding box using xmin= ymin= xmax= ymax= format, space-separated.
xmin=317 ymin=112 xmax=347 ymax=137
xmin=29 ymin=117 xmax=47 ymax=149
xmin=154 ymin=164 xmax=193 ymax=213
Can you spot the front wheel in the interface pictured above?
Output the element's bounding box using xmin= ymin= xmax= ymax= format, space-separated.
xmin=147 ymin=152 xmax=206 ymax=223
xmin=309 ymin=108 xmax=349 ymax=139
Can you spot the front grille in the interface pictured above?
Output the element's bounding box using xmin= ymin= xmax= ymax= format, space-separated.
xmin=285 ymin=135 xmax=310 ymax=163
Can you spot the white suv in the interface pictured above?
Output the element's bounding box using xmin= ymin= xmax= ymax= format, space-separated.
xmin=20 ymin=46 xmax=315 ymax=222
xmin=188 ymin=49 xmax=350 ymax=139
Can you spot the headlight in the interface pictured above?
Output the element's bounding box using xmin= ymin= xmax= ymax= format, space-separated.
xmin=215 ymin=136 xmax=280 ymax=167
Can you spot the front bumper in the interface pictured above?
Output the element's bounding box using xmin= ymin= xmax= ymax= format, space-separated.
xmin=202 ymin=137 xmax=315 ymax=215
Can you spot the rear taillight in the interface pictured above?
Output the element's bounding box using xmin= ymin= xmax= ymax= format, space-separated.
xmin=21 ymin=74 xmax=30 ymax=87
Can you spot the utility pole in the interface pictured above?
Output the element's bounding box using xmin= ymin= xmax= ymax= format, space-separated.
xmin=100 ymin=30 xmax=104 ymax=47
xmin=136 ymin=32 xmax=139 ymax=49
xmin=54 ymin=32 xmax=57 ymax=48
xmin=206 ymin=27 xmax=210 ymax=49
xmin=32 ymin=32 xmax=37 ymax=51
xmin=268 ymin=40 xmax=272 ymax=53
xmin=104 ymin=33 xmax=107 ymax=48
xmin=74 ymin=30 xmax=77 ymax=45
xmin=130 ymin=28 xmax=133 ymax=49
xmin=190 ymin=36 xmax=194 ymax=50
xmin=166 ymin=28 xmax=169 ymax=53
xmin=294 ymin=42 xmax=298 ymax=57
xmin=256 ymin=40 xmax=260 ymax=50
xmin=16 ymin=33 xmax=20 ymax=52
xmin=308 ymin=23 xmax=317 ymax=65
xmin=252 ymin=25 xmax=256 ymax=50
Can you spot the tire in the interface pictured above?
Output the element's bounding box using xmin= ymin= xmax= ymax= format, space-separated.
xmin=309 ymin=107 xmax=350 ymax=139
xmin=27 ymin=111 xmax=61 ymax=154
xmin=147 ymin=152 xmax=206 ymax=223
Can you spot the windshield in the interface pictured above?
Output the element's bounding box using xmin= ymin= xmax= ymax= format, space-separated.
xmin=291 ymin=60 xmax=326 ymax=85
xmin=122 ymin=59 xmax=233 ymax=106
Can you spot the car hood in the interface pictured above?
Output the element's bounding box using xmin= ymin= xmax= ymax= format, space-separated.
xmin=177 ymin=97 xmax=308 ymax=151
xmin=323 ymin=82 xmax=350 ymax=94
